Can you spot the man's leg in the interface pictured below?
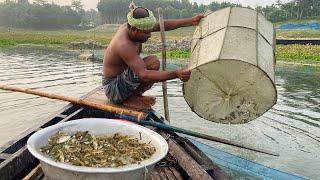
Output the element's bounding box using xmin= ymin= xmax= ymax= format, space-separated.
xmin=135 ymin=55 xmax=160 ymax=94
xmin=123 ymin=55 xmax=160 ymax=109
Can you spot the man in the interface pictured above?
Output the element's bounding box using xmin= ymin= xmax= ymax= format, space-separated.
xmin=102 ymin=5 xmax=204 ymax=110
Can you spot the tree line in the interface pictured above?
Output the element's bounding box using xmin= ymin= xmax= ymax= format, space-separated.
xmin=0 ymin=0 xmax=318 ymax=29
xmin=98 ymin=0 xmax=319 ymax=24
xmin=0 ymin=0 xmax=101 ymax=29
xmin=256 ymin=0 xmax=319 ymax=22
xmin=97 ymin=0 xmax=242 ymax=23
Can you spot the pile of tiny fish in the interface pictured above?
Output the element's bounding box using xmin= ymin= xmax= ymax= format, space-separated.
xmin=40 ymin=131 xmax=156 ymax=167
xmin=219 ymin=98 xmax=259 ymax=124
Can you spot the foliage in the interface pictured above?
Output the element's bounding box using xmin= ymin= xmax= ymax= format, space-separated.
xmin=157 ymin=44 xmax=320 ymax=63
xmin=0 ymin=0 xmax=101 ymax=29
xmin=277 ymin=30 xmax=320 ymax=38
xmin=97 ymin=0 xmax=319 ymax=23
xmin=156 ymin=45 xmax=320 ymax=63
xmin=82 ymin=9 xmax=103 ymax=28
xmin=97 ymin=0 xmax=242 ymax=24
xmin=256 ymin=0 xmax=320 ymax=22
xmin=0 ymin=0 xmax=318 ymax=28
xmin=0 ymin=25 xmax=194 ymax=48
xmin=0 ymin=28 xmax=114 ymax=47
xmin=276 ymin=44 xmax=320 ymax=62
xmin=156 ymin=50 xmax=190 ymax=59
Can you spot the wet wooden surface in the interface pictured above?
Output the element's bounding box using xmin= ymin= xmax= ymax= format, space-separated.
xmin=84 ymin=86 xmax=151 ymax=112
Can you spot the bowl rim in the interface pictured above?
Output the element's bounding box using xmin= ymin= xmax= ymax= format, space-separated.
xmin=27 ymin=118 xmax=169 ymax=173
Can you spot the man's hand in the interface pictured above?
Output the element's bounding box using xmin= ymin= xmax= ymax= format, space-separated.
xmin=191 ymin=14 xmax=205 ymax=26
xmin=177 ymin=68 xmax=191 ymax=82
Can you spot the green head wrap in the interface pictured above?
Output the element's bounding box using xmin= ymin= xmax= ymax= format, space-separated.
xmin=127 ymin=7 xmax=156 ymax=31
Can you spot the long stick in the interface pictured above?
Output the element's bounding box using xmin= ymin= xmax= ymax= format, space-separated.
xmin=158 ymin=8 xmax=170 ymax=122
xmin=0 ymin=84 xmax=278 ymax=156
xmin=140 ymin=120 xmax=279 ymax=156
xmin=0 ymin=84 xmax=146 ymax=120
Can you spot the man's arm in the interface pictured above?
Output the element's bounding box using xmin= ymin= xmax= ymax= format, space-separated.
xmin=118 ymin=43 xmax=179 ymax=83
xmin=151 ymin=14 xmax=204 ymax=32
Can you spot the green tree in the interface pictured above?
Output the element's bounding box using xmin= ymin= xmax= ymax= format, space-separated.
xmin=34 ymin=0 xmax=48 ymax=6
xmin=0 ymin=0 xmax=85 ymax=29
xmin=164 ymin=6 xmax=180 ymax=19
xmin=71 ymin=0 xmax=83 ymax=12
xmin=97 ymin=0 xmax=131 ymax=23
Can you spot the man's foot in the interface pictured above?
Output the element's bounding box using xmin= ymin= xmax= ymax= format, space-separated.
xmin=123 ymin=95 xmax=156 ymax=110
xmin=140 ymin=96 xmax=156 ymax=107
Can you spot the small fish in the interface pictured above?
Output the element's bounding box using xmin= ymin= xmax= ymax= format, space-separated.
xmin=48 ymin=131 xmax=71 ymax=144
xmin=41 ymin=131 xmax=156 ymax=168
xmin=56 ymin=135 xmax=71 ymax=143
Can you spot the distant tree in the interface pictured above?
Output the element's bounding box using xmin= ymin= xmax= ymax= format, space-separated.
xmin=256 ymin=6 xmax=263 ymax=14
xmin=0 ymin=0 xmax=318 ymax=28
xmin=97 ymin=0 xmax=131 ymax=24
xmin=208 ymin=2 xmax=221 ymax=11
xmin=256 ymin=0 xmax=319 ymax=22
xmin=180 ymin=9 xmax=190 ymax=18
xmin=181 ymin=0 xmax=192 ymax=9
xmin=141 ymin=0 xmax=162 ymax=12
xmin=164 ymin=6 xmax=180 ymax=19
xmin=0 ymin=0 xmax=85 ymax=29
xmin=34 ymin=0 xmax=48 ymax=6
xmin=198 ymin=4 xmax=207 ymax=13
xmin=18 ymin=0 xmax=29 ymax=4
xmin=82 ymin=9 xmax=103 ymax=27
xmin=192 ymin=2 xmax=198 ymax=10
xmin=71 ymin=0 xmax=83 ymax=12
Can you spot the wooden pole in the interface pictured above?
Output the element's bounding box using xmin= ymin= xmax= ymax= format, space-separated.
xmin=167 ymin=138 xmax=214 ymax=180
xmin=158 ymin=7 xmax=170 ymax=122
xmin=0 ymin=84 xmax=147 ymax=120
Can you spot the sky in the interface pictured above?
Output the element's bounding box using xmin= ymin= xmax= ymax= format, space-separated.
xmin=1 ymin=0 xmax=292 ymax=10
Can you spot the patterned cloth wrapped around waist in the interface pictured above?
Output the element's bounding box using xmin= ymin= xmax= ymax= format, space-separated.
xmin=102 ymin=68 xmax=141 ymax=104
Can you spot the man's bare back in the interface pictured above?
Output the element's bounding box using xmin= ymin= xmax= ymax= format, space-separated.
xmin=103 ymin=24 xmax=141 ymax=79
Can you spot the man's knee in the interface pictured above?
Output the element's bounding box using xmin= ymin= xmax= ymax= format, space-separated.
xmin=144 ymin=55 xmax=160 ymax=70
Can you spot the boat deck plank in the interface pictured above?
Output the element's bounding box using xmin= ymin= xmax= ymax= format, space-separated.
xmin=24 ymin=163 xmax=185 ymax=180
xmin=83 ymin=86 xmax=138 ymax=111
xmin=168 ymin=139 xmax=213 ymax=180
xmin=83 ymin=86 xmax=110 ymax=106
xmin=23 ymin=165 xmax=42 ymax=180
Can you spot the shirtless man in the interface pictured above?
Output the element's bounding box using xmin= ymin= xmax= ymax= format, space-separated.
xmin=102 ymin=5 xmax=204 ymax=109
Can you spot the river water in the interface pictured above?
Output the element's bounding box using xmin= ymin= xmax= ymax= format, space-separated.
xmin=0 ymin=47 xmax=319 ymax=179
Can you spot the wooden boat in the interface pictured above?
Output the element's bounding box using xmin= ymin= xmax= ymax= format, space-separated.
xmin=0 ymin=87 xmax=306 ymax=180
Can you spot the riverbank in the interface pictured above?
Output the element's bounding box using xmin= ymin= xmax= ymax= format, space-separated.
xmin=0 ymin=26 xmax=319 ymax=64
xmin=0 ymin=25 xmax=194 ymax=48
xmin=151 ymin=44 xmax=320 ymax=65
xmin=145 ymin=38 xmax=320 ymax=65
xmin=276 ymin=44 xmax=320 ymax=63
xmin=277 ymin=30 xmax=320 ymax=39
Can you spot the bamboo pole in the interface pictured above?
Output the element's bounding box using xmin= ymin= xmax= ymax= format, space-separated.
xmin=158 ymin=7 xmax=170 ymax=122
xmin=0 ymin=84 xmax=147 ymax=120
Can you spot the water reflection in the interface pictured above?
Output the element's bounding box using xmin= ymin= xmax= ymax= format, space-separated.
xmin=0 ymin=47 xmax=319 ymax=178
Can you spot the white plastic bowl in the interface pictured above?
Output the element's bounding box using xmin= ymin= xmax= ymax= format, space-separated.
xmin=27 ymin=118 xmax=169 ymax=180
